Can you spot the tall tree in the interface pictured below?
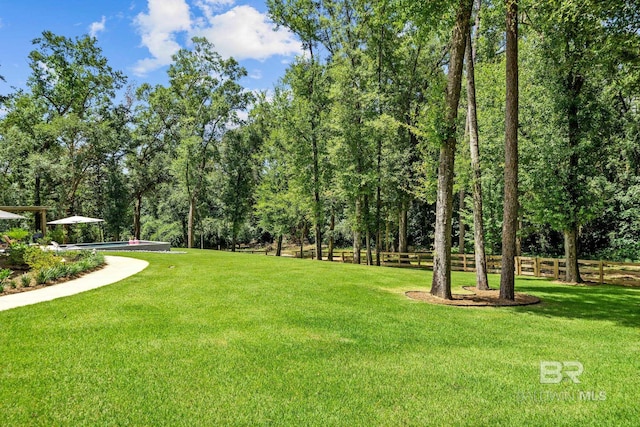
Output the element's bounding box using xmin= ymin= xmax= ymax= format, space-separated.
xmin=26 ymin=31 xmax=125 ymax=217
xmin=167 ymin=37 xmax=252 ymax=248
xmin=465 ymin=0 xmax=490 ymax=290
xmin=218 ymin=128 xmax=260 ymax=252
xmin=128 ymin=84 xmax=176 ymax=239
xmin=521 ymin=0 xmax=640 ymax=282
xmin=280 ymin=59 xmax=331 ymax=261
xmin=500 ymin=0 xmax=518 ymax=300
xmin=430 ymin=0 xmax=474 ymax=299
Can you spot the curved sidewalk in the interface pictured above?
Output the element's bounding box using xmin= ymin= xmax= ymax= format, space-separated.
xmin=0 ymin=256 xmax=149 ymax=312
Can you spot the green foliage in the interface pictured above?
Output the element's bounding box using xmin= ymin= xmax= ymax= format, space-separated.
xmin=24 ymin=246 xmax=61 ymax=271
xmin=35 ymin=268 xmax=54 ymax=285
xmin=0 ymin=268 xmax=11 ymax=285
xmin=5 ymin=228 xmax=30 ymax=242
xmin=32 ymin=251 xmax=104 ymax=285
xmin=6 ymin=243 xmax=29 ymax=266
xmin=47 ymin=228 xmax=65 ymax=245
xmin=20 ymin=274 xmax=31 ymax=288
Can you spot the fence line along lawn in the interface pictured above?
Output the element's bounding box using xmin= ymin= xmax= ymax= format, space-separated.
xmin=0 ymin=250 xmax=638 ymax=426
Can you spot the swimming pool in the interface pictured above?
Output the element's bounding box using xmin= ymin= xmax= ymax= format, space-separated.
xmin=57 ymin=240 xmax=171 ymax=252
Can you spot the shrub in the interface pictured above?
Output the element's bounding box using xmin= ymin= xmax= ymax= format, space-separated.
xmin=35 ymin=268 xmax=54 ymax=285
xmin=30 ymin=251 xmax=105 ymax=285
xmin=24 ymin=246 xmax=61 ymax=271
xmin=7 ymin=243 xmax=29 ymax=266
xmin=6 ymin=228 xmax=30 ymax=242
xmin=20 ymin=274 xmax=32 ymax=288
xmin=0 ymin=268 xmax=11 ymax=285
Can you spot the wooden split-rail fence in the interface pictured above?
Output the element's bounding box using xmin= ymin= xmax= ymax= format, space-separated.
xmin=235 ymin=249 xmax=640 ymax=287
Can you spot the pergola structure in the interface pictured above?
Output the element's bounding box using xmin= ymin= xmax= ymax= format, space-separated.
xmin=0 ymin=206 xmax=49 ymax=236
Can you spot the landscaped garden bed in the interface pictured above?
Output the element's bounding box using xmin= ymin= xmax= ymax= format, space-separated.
xmin=0 ymin=244 xmax=105 ymax=295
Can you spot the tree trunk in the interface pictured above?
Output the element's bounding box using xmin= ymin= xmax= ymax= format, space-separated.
xmin=231 ymin=230 xmax=237 ymax=252
xmin=564 ymin=228 xmax=582 ymax=283
xmin=314 ymin=221 xmax=322 ymax=261
xmin=465 ymin=22 xmax=490 ymax=291
xmin=276 ymin=234 xmax=283 ymax=257
xmin=430 ymin=0 xmax=473 ymax=299
xmin=133 ymin=194 xmax=142 ymax=240
xmin=364 ymin=194 xmax=373 ymax=265
xmin=187 ymin=196 xmax=196 ymax=249
xmin=328 ymin=210 xmax=335 ymax=261
xmin=300 ymin=223 xmax=305 ymax=259
xmin=385 ymin=218 xmax=390 ymax=252
xmin=516 ymin=217 xmax=522 ymax=257
xmin=353 ymin=197 xmax=361 ymax=264
xmin=311 ymin=138 xmax=322 ymax=261
xmin=34 ymin=175 xmax=42 ymax=232
xmin=564 ymin=66 xmax=584 ymax=282
xmin=398 ymin=199 xmax=409 ymax=253
xmin=375 ymin=173 xmax=382 ymax=266
xmin=458 ymin=188 xmax=466 ymax=254
xmin=500 ymin=0 xmax=519 ymax=301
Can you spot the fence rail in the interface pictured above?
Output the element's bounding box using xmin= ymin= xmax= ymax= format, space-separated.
xmin=233 ymin=249 xmax=640 ymax=287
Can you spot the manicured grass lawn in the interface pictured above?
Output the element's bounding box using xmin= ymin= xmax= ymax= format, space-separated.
xmin=0 ymin=250 xmax=638 ymax=426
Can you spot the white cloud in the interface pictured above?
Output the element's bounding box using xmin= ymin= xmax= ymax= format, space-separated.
xmin=132 ymin=1 xmax=301 ymax=76
xmin=89 ymin=16 xmax=107 ymax=37
xmin=192 ymin=5 xmax=302 ymax=61
xmin=133 ymin=0 xmax=192 ymax=76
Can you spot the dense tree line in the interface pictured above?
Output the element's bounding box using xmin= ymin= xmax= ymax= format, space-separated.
xmin=1 ymin=1 xmax=639 ymax=297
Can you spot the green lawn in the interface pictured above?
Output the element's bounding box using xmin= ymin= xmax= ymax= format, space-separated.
xmin=0 ymin=250 xmax=638 ymax=426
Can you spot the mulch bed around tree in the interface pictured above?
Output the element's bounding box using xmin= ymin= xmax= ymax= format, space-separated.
xmin=405 ymin=286 xmax=540 ymax=307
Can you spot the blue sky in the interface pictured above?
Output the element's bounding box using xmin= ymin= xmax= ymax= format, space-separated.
xmin=0 ymin=0 xmax=302 ymax=96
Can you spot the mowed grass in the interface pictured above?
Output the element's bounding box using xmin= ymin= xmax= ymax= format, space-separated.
xmin=0 ymin=250 xmax=638 ymax=426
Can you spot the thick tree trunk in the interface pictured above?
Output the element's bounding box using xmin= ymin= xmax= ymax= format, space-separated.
xmin=458 ymin=189 xmax=466 ymax=254
xmin=465 ymin=25 xmax=490 ymax=291
xmin=565 ymin=69 xmax=584 ymax=283
xmin=564 ymin=228 xmax=582 ymax=283
xmin=188 ymin=197 xmax=196 ymax=249
xmin=276 ymin=234 xmax=283 ymax=256
xmin=430 ymin=0 xmax=473 ymax=299
xmin=398 ymin=199 xmax=409 ymax=253
xmin=500 ymin=0 xmax=519 ymax=301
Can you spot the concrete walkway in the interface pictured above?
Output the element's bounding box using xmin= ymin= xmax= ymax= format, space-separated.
xmin=0 ymin=256 xmax=149 ymax=312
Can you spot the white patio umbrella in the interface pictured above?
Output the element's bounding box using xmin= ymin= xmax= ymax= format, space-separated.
xmin=47 ymin=215 xmax=104 ymax=225
xmin=47 ymin=215 xmax=105 ymax=243
xmin=0 ymin=209 xmax=26 ymax=220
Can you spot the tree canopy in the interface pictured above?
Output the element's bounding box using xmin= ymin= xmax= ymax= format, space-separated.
xmin=1 ymin=2 xmax=639 ymax=293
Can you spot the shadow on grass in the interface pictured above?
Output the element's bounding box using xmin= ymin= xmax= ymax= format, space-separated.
xmin=514 ymin=278 xmax=640 ymax=328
